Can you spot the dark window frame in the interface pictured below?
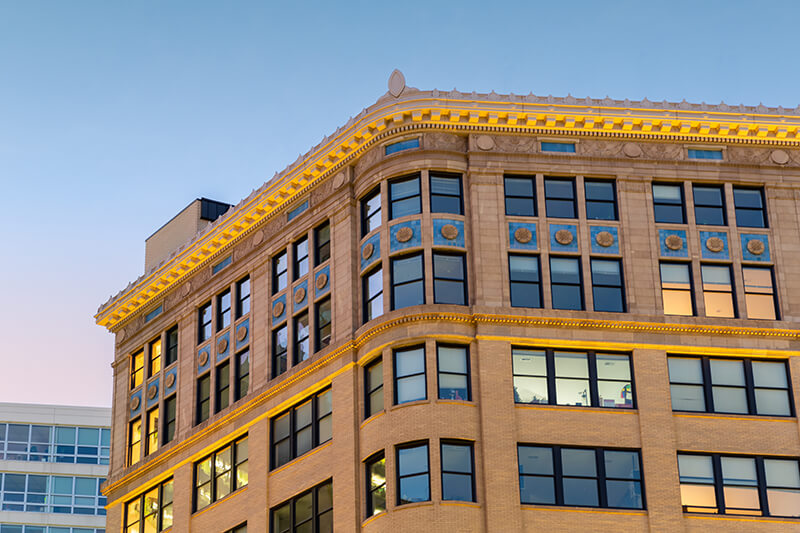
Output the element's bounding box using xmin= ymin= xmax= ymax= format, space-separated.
xmin=269 ymin=388 xmax=333 ymax=470
xmin=196 ymin=373 xmax=211 ymax=425
xmin=584 ymin=179 xmax=618 ymax=221
xmin=659 ymin=261 xmax=696 ymax=316
xmin=270 ymin=478 xmax=333 ymax=533
xmin=193 ymin=435 xmax=249 ymax=512
xmin=314 ymin=221 xmax=331 ymax=265
xmin=365 ymin=450 xmax=387 ymax=517
xmin=544 ymin=176 xmax=577 ymax=219
xmin=693 ymin=184 xmax=727 ymax=226
xmin=362 ymin=266 xmax=383 ymax=324
xmin=590 ymin=258 xmax=626 ymax=313
xmin=440 ymin=439 xmax=476 ymax=502
xmin=429 ymin=172 xmax=464 ymax=215
xmin=360 ymin=186 xmax=382 ymax=237
xmin=272 ymin=250 xmax=288 ymax=295
xmin=163 ymin=395 xmax=177 ymax=445
xmin=217 ymin=289 xmax=231 ymax=332
xmin=124 ymin=478 xmax=174 ymax=533
xmin=293 ymin=236 xmax=309 ymax=281
xmin=389 ymin=174 xmax=422 ymax=220
xmin=130 ymin=350 xmax=144 ymax=390
xmin=272 ymin=323 xmax=289 ymax=379
xmin=315 ymin=297 xmax=332 ymax=353
xmin=396 ymin=441 xmax=431 ymax=506
xmin=509 ymin=253 xmax=542 ymax=308
xmin=504 ymin=174 xmax=537 ymax=217
xmin=652 ymin=182 xmax=686 ymax=224
xmin=165 ymin=326 xmax=178 ymax=367
xmin=236 ymin=276 xmax=251 ymax=319
xmin=743 ymin=265 xmax=779 ymax=320
xmin=432 ymin=251 xmax=468 ymax=305
xmin=549 ymin=256 xmax=585 ymax=310
xmin=215 ymin=360 xmax=231 ymax=413
xmin=390 ymin=252 xmax=425 ymax=311
xmin=700 ymin=263 xmax=737 ymax=318
xmin=436 ymin=343 xmax=471 ymax=402
xmin=393 ymin=345 xmax=427 ymax=405
xmin=364 ymin=358 xmax=384 ymax=420
xmin=293 ymin=311 xmax=310 ymax=365
xmin=733 ymin=186 xmax=768 ymax=228
xmin=235 ymin=348 xmax=250 ymax=402
xmin=198 ymin=302 xmax=212 ymax=344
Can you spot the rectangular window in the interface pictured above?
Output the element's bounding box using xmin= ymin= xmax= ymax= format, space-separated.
xmin=294 ymin=237 xmax=309 ymax=280
xmin=163 ymin=396 xmax=176 ymax=445
xmin=591 ymin=259 xmax=625 ymax=312
xmin=212 ymin=255 xmax=232 ymax=275
xmin=271 ymin=479 xmax=333 ymax=533
xmin=668 ymin=356 xmax=792 ymax=416
xmin=509 ymin=254 xmax=541 ymax=308
xmin=433 ymin=252 xmax=467 ymax=305
xmin=693 ymin=184 xmax=726 ymax=226
xmin=125 ymin=478 xmax=173 ymax=533
xmin=397 ymin=442 xmax=430 ymax=505
xmin=518 ymin=445 xmax=643 ymax=509
xmin=385 ymin=137 xmax=420 ymax=154
xmin=544 ymin=177 xmax=576 ymax=218
xmin=688 ymin=148 xmax=723 ymax=160
xmin=315 ymin=221 xmax=331 ymax=265
xmin=145 ymin=407 xmax=158 ymax=456
xmin=165 ymin=326 xmax=178 ymax=366
xmin=365 ymin=358 xmax=384 ymax=419
xmin=366 ymin=452 xmax=386 ymax=517
xmin=128 ymin=419 xmax=141 ymax=466
xmin=363 ymin=267 xmax=383 ymax=323
xmin=678 ymin=453 xmax=800 ymax=517
xmin=734 ymin=187 xmax=767 ymax=228
xmin=194 ymin=436 xmax=248 ymax=511
xmin=294 ymin=312 xmax=310 ymax=364
xmin=504 ymin=175 xmax=536 ymax=216
xmin=660 ymin=263 xmax=694 ymax=316
xmin=235 ymin=349 xmax=249 ymax=402
xmin=701 ymin=264 xmax=735 ymax=318
xmin=196 ymin=374 xmax=211 ymax=425
xmin=131 ymin=350 xmax=144 ymax=389
xmin=541 ymin=141 xmax=576 ymax=153
xmin=391 ymin=253 xmax=424 ymax=310
xmin=315 ymin=297 xmax=332 ymax=352
xmin=389 ymin=175 xmax=421 ymax=219
xmin=394 ymin=346 xmax=426 ymax=405
xmin=437 ymin=345 xmax=470 ymax=401
xmin=584 ymin=179 xmax=617 ymax=220
xmin=743 ymin=267 xmax=777 ymax=320
xmin=272 ymin=324 xmax=288 ymax=378
xmin=273 ymin=250 xmax=288 ymax=294
xmin=198 ymin=303 xmax=212 ymax=343
xmin=512 ymin=348 xmax=634 ymax=408
xmin=149 ymin=339 xmax=162 ymax=376
xmin=430 ymin=173 xmax=463 ymax=214
xmin=270 ymin=389 xmax=332 ymax=469
xmin=550 ymin=257 xmax=584 ymax=310
xmin=216 ymin=361 xmax=230 ymax=413
xmin=361 ymin=186 xmax=382 ymax=237
xmin=236 ymin=276 xmax=250 ymax=318
xmin=217 ymin=290 xmax=231 ymax=331
xmin=441 ymin=441 xmax=474 ymax=502
xmin=653 ymin=183 xmax=686 ymax=224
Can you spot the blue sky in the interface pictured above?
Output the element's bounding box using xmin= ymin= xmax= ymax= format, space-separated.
xmin=1 ymin=1 xmax=797 ymax=406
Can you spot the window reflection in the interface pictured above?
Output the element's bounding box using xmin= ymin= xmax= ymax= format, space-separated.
xmin=701 ymin=265 xmax=735 ymax=318
xmin=660 ymin=263 xmax=694 ymax=316
xmin=743 ymin=267 xmax=776 ymax=320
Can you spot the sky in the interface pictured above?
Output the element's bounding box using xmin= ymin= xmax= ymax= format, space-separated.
xmin=1 ymin=1 xmax=798 ymax=408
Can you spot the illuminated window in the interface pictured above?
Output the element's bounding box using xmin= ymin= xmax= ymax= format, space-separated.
xmin=430 ymin=173 xmax=463 ymax=214
xmin=504 ymin=175 xmax=536 ymax=216
xmin=145 ymin=407 xmax=158 ymax=456
xmin=198 ymin=302 xmax=212 ymax=343
xmin=509 ymin=254 xmax=541 ymax=308
xmin=701 ymin=265 xmax=735 ymax=318
xmin=196 ymin=374 xmax=210 ymax=425
xmin=294 ymin=236 xmax=309 ymax=280
xmin=394 ymin=346 xmax=426 ymax=405
xmin=391 ymin=253 xmax=424 ymax=310
xmin=235 ymin=349 xmax=249 ymax=402
xmin=163 ymin=396 xmax=177 ymax=445
xmin=130 ymin=350 xmax=144 ymax=389
xmin=693 ymin=185 xmax=726 ymax=226
xmin=125 ymin=478 xmax=173 ymax=533
xmin=544 ymin=177 xmax=576 ymax=218
xmin=194 ymin=436 xmax=248 ymax=511
xmin=743 ymin=267 xmax=777 ymax=320
xmin=734 ymin=187 xmax=767 ymax=228
xmin=362 ymin=266 xmax=383 ymax=323
xmin=315 ymin=297 xmax=332 ymax=352
xmin=165 ymin=326 xmax=178 ymax=366
xmin=272 ymin=324 xmax=288 ymax=378
xmin=550 ymin=257 xmax=583 ymax=310
xmin=433 ymin=252 xmax=467 ymax=305
xmin=591 ymin=259 xmax=625 ymax=312
xmin=361 ymin=186 xmax=382 ymax=237
xmin=397 ymin=442 xmax=430 ymax=505
xmin=271 ymin=479 xmax=333 ymax=533
xmin=389 ymin=175 xmax=421 ymax=219
xmin=270 ymin=389 xmax=332 ymax=469
xmin=584 ymin=179 xmax=617 ymax=220
xmin=236 ymin=276 xmax=250 ymax=318
xmin=148 ymin=338 xmax=162 ymax=376
xmin=294 ymin=312 xmax=310 ymax=364
xmin=437 ymin=344 xmax=470 ymax=401
xmin=215 ymin=361 xmax=230 ymax=413
xmin=653 ymin=183 xmax=685 ymax=224
xmin=315 ymin=221 xmax=331 ymax=264
xmin=366 ymin=451 xmax=386 ymax=516
xmin=272 ymin=250 xmax=288 ymax=294
xmin=128 ymin=419 xmax=141 ymax=466
xmin=660 ymin=263 xmax=694 ymax=316
xmin=441 ymin=441 xmax=474 ymax=502
xmin=365 ymin=358 xmax=383 ymax=419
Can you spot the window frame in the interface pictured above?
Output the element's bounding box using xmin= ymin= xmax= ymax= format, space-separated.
xmin=549 ymin=256 xmax=584 ymax=310
xmin=269 ymin=388 xmax=333 ymax=470
xmin=196 ymin=373 xmax=211 ymax=425
xmin=362 ymin=266 xmax=384 ymax=324
xmin=148 ymin=338 xmax=162 ymax=376
xmin=508 ymin=253 xmax=542 ymax=308
xmin=652 ymin=182 xmax=686 ymax=224
xmin=294 ymin=311 xmax=310 ymax=365
xmin=700 ymin=263 xmax=737 ymax=318
xmin=145 ymin=406 xmax=159 ymax=456
xmin=429 ymin=172 xmax=464 ymax=215
xmin=432 ymin=251 xmax=467 ymax=305
xmin=440 ymin=440 xmax=476 ymax=502
xmin=124 ymin=478 xmax=174 ymax=533
xmin=364 ymin=358 xmax=384 ymax=420
xmin=693 ymin=184 xmax=727 ymax=226
xmin=270 ymin=479 xmax=333 ymax=533
xmin=165 ymin=326 xmax=178 ymax=367
xmin=590 ymin=258 xmax=625 ymax=313
xmin=503 ymin=174 xmax=537 ymax=217
xmin=733 ymin=186 xmax=768 ymax=228
xmin=272 ymin=323 xmax=289 ymax=379
xmin=389 ymin=174 xmax=422 ymax=220
xmin=315 ymin=296 xmax=332 ymax=353
xmin=314 ymin=221 xmax=331 ymax=265
xmin=743 ymin=266 xmax=779 ymax=320
xmin=659 ymin=261 xmax=695 ymax=316
xmin=130 ymin=350 xmax=144 ymax=390
xmin=217 ymin=289 xmax=231 ymax=332
xmin=193 ymin=435 xmax=249 ymax=512
xmin=544 ymin=176 xmax=577 ymax=219
xmin=396 ymin=441 xmax=431 ymax=506
xmin=361 ymin=186 xmax=382 ymax=237
xmin=215 ymin=360 xmax=231 ymax=413
xmin=390 ymin=252 xmax=425 ymax=310
xmin=198 ymin=302 xmax=212 ymax=344
xmin=436 ymin=344 xmax=471 ymax=402
xmin=128 ymin=418 xmax=142 ymax=466
xmin=236 ymin=276 xmax=251 ymax=319
xmin=293 ymin=236 xmax=309 ymax=281
xmin=272 ymin=250 xmax=288 ymax=295
xmin=584 ymin=179 xmax=618 ymax=221
xmin=235 ymin=348 xmax=250 ymax=402
xmin=393 ymin=345 xmax=427 ymax=405
xmin=163 ymin=395 xmax=177 ymax=445
xmin=365 ymin=450 xmax=387 ymax=517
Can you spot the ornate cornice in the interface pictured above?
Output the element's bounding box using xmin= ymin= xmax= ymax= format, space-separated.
xmin=96 ymin=79 xmax=800 ymax=330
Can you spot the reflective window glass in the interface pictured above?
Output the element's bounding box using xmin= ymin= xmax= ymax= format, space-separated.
xmin=653 ymin=183 xmax=685 ymax=223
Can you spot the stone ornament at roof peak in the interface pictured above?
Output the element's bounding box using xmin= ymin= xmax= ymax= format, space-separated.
xmin=388 ymin=69 xmax=406 ymax=98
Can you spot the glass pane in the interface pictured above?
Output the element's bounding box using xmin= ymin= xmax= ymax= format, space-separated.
xmin=273 ymin=503 xmax=291 ymax=533
xmin=585 ymin=181 xmax=614 ymax=201
xmin=392 ymin=255 xmax=422 ymax=285
xmin=442 ymin=472 xmax=473 ymax=501
xmin=606 ymin=480 xmax=643 ymax=509
xmin=396 ymin=349 xmax=424 ymax=377
xmin=393 ymin=280 xmax=424 ymax=309
xmin=215 ymin=472 xmax=231 ymax=500
xmin=434 ymin=254 xmax=463 ymax=279
xmin=518 ymin=447 xmax=553 ymax=475
xmin=593 ymin=286 xmax=623 ymax=312
xmin=586 ymin=201 xmax=615 ymax=220
xmin=510 ymin=281 xmax=541 ymax=308
xmin=545 ymin=179 xmax=574 ymax=199
xmin=679 ymin=455 xmax=714 ymax=483
xmin=752 ymin=361 xmax=787 ymax=388
xmin=398 ymin=374 xmax=426 ymax=404
xmin=722 ymin=457 xmax=757 ymax=485
xmin=723 ymin=486 xmax=760 ymax=514
xmin=295 ymin=401 xmax=312 ymax=428
xmin=605 ymin=451 xmax=641 ymax=479
xmin=695 ymin=206 xmax=725 ymax=226
xmin=671 ymin=384 xmax=706 ymax=411
xmin=745 ymin=293 xmax=776 ymax=320
xmin=764 ymin=459 xmax=800 ymax=488
xmin=30 ymin=426 xmax=50 ymax=443
xmin=598 ymin=380 xmax=633 ymax=408
xmin=563 ymin=477 xmax=599 ymax=506
xmin=710 ymin=360 xmax=745 ymax=386
xmin=704 ymin=291 xmax=735 ymax=318
xmin=52 ymin=476 xmax=72 ymax=494
xmin=663 ymin=289 xmax=693 ymax=316
xmin=653 ymin=184 xmax=682 ymax=203
xmin=366 ymin=269 xmax=383 ymax=298
xmin=513 ymin=349 xmax=546 ymax=376
xmin=391 ymin=177 xmax=419 ymax=200
xmin=318 ymin=481 xmax=333 ymax=511
xmin=317 ymin=390 xmax=332 ymax=416
xmin=712 ymin=386 xmax=748 ymax=413
xmin=236 ymin=461 xmax=249 ymax=488
xmin=294 ymin=492 xmax=313 ymax=523
xmin=439 ymin=374 xmax=468 ymax=401
xmin=514 ymin=376 xmax=548 ymax=404
xmin=398 ymin=446 xmax=428 ymax=476
xmin=734 ymin=188 xmax=763 ymax=208
xmin=680 ymin=484 xmax=717 ymax=512
xmin=661 ymin=263 xmax=691 ymax=285
xmin=442 ymin=444 xmax=472 ymax=473
xmin=196 ymin=458 xmax=212 ymax=485
xmin=399 ymin=473 xmax=429 ymax=503
xmin=591 ymin=260 xmax=621 ymax=285
xmin=509 ymin=256 xmax=539 ymax=282
xmin=438 ymin=347 xmax=467 ymax=373
xmin=273 ymin=413 xmax=290 ymax=440
xmin=296 ymin=426 xmax=312 ymax=456
xmin=318 ymin=415 xmax=332 ymax=443
xmin=369 ymin=389 xmax=383 ymax=414
xmin=556 ymin=379 xmax=590 ymax=406
xmin=550 ymin=258 xmax=580 ymax=284
xmin=736 ymin=209 xmax=766 ymax=228
xmin=431 ymin=176 xmax=460 ymax=195
xmin=694 ymin=186 xmax=723 ymax=207
xmin=555 ymin=352 xmax=588 ymax=378
xmin=520 ymin=475 xmax=555 ymax=504
xmin=655 ymin=204 xmax=684 ymax=223
xmin=75 ymin=477 xmax=96 ymax=495
xmin=561 ymin=448 xmax=597 ymax=477
xmin=392 ymin=197 xmax=420 ymax=218
xmin=505 ymin=177 xmax=534 ymax=197
xmin=767 ymin=489 xmax=800 ymax=517
xmin=669 ymin=358 xmax=704 ymax=384
xmin=27 ymin=475 xmax=47 ymax=493
xmin=506 ymin=197 xmax=535 ymax=216
xmin=596 ymin=354 xmax=630 ymax=380
xmin=552 ymin=284 xmax=582 ymax=310
xmin=755 ymin=389 xmax=791 ymax=416
xmin=434 ymin=279 xmax=465 ymax=305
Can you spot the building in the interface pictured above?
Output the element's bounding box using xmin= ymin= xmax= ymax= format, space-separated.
xmin=96 ymin=71 xmax=800 ymax=532
xmin=0 ymin=403 xmax=110 ymax=533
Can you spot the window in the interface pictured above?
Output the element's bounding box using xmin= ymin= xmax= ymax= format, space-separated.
xmin=215 ymin=361 xmax=230 ymax=413
xmin=315 ymin=297 xmax=332 ymax=352
xmin=194 ymin=436 xmax=248 ymax=511
xmin=270 ymin=389 xmax=332 ymax=469
xmin=128 ymin=419 xmax=141 ymax=466
xmin=145 ymin=407 xmax=158 ymax=456
xmin=441 ymin=441 xmax=474 ymax=502
xmin=389 ymin=175 xmax=421 ymax=219
xmin=227 ymin=525 xmax=247 ymax=533
xmin=734 ymin=187 xmax=767 ymax=228
xmin=165 ymin=326 xmax=178 ymax=366
xmin=198 ymin=303 xmax=212 ymax=343
xmin=148 ymin=339 xmax=161 ymax=376
xmin=430 ymin=173 xmax=463 ymax=214
xmin=294 ymin=237 xmax=309 ymax=280
xmin=130 ymin=350 xmax=144 ymax=389
xmin=504 ymin=175 xmax=536 ymax=216
xmin=743 ymin=267 xmax=777 ymax=320
xmin=217 ymin=290 xmax=231 ymax=331
xmin=693 ymin=185 xmax=726 ymax=226
xmin=701 ymin=265 xmax=735 ymax=318
xmin=678 ymin=453 xmax=800 ymax=517
xmin=397 ymin=442 xmax=430 ymax=504
xmin=385 ymin=137 xmax=420 ymax=154
xmin=688 ymin=148 xmax=723 ymax=160
xmin=660 ymin=263 xmax=694 ymax=316
xmin=668 ymin=356 xmax=792 ymax=416
xmin=0 ymin=424 xmax=110 ymax=464
xmin=391 ymin=253 xmax=424 ymax=310
xmin=273 ymin=250 xmax=288 ymax=294
xmin=437 ymin=345 xmax=470 ymax=401
xmin=550 ymin=257 xmax=583 ymax=310
xmin=518 ymin=445 xmax=644 ymax=509
xmin=653 ymin=183 xmax=685 ymax=224
xmin=591 ymin=259 xmax=625 ymax=312
xmin=294 ymin=312 xmax=310 ymax=364
xmin=271 ymin=479 xmax=333 ymax=533
xmin=235 ymin=349 xmax=249 ymax=402
xmin=362 ymin=267 xmax=383 ymax=323
xmin=544 ymin=177 xmax=576 ymax=218
xmin=584 ymin=179 xmax=617 ymax=220
xmin=236 ymin=276 xmax=250 ymax=318
xmin=361 ymin=186 xmax=382 ymax=237
xmin=394 ymin=346 xmax=426 ymax=405
xmin=125 ymin=478 xmax=173 ymax=533
xmin=272 ymin=324 xmax=288 ymax=378
xmin=212 ymin=255 xmax=232 ymax=274
xmin=315 ymin=222 xmax=331 ymax=264
xmin=365 ymin=358 xmax=383 ymax=419
xmin=366 ymin=452 xmax=387 ymax=517
xmin=196 ymin=374 xmax=210 ymax=425
xmin=512 ymin=348 xmax=634 ymax=408
xmin=542 ymin=141 xmax=576 ymax=153
xmin=433 ymin=252 xmax=467 ymax=305
xmin=509 ymin=254 xmax=541 ymax=308
xmin=163 ymin=396 xmax=176 ymax=445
